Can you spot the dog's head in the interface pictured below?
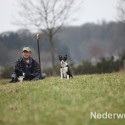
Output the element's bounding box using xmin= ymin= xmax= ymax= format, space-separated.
xmin=58 ymin=55 xmax=68 ymax=67
xmin=59 ymin=55 xmax=67 ymax=61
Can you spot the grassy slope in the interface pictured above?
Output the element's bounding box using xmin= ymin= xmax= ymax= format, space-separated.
xmin=0 ymin=73 xmax=125 ymax=125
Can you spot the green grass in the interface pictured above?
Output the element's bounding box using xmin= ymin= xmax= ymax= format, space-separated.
xmin=0 ymin=73 xmax=125 ymax=125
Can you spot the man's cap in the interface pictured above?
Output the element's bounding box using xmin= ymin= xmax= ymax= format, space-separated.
xmin=22 ymin=47 xmax=31 ymax=52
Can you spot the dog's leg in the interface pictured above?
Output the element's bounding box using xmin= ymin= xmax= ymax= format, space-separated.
xmin=67 ymin=75 xmax=69 ymax=80
xmin=60 ymin=68 xmax=63 ymax=79
xmin=66 ymin=67 xmax=70 ymax=80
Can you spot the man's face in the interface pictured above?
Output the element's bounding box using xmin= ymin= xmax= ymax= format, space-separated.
xmin=22 ymin=51 xmax=31 ymax=59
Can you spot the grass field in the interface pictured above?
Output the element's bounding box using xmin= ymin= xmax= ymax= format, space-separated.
xmin=0 ymin=73 xmax=125 ymax=125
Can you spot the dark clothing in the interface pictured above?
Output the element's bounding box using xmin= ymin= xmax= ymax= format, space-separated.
xmin=10 ymin=57 xmax=46 ymax=83
xmin=14 ymin=57 xmax=40 ymax=80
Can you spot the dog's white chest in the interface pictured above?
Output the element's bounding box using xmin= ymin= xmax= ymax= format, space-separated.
xmin=62 ymin=67 xmax=68 ymax=76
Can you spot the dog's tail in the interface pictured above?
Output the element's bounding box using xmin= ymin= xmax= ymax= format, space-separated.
xmin=70 ymin=74 xmax=73 ymax=78
xmin=68 ymin=67 xmax=73 ymax=78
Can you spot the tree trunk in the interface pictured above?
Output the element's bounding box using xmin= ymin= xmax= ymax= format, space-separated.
xmin=49 ymin=34 xmax=56 ymax=75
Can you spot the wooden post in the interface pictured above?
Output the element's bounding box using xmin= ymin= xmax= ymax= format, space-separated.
xmin=36 ymin=34 xmax=42 ymax=75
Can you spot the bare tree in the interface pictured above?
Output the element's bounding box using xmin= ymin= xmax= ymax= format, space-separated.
xmin=14 ymin=0 xmax=83 ymax=74
xmin=117 ymin=0 xmax=125 ymax=23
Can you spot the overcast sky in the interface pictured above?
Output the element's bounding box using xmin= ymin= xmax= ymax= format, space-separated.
xmin=0 ymin=0 xmax=118 ymax=33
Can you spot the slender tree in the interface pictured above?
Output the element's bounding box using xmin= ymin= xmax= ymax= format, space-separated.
xmin=117 ymin=0 xmax=125 ymax=23
xmin=14 ymin=0 xmax=83 ymax=74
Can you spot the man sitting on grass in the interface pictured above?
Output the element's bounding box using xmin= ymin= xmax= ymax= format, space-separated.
xmin=9 ymin=47 xmax=46 ymax=83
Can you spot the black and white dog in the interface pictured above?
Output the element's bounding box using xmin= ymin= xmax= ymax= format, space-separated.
xmin=58 ymin=55 xmax=73 ymax=79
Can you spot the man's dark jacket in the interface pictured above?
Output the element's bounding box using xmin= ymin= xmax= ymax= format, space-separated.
xmin=14 ymin=57 xmax=40 ymax=80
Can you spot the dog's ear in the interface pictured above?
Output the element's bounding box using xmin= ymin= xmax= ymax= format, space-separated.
xmin=58 ymin=55 xmax=62 ymax=61
xmin=63 ymin=55 xmax=67 ymax=61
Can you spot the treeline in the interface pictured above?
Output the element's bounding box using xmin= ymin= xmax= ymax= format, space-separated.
xmin=72 ymin=56 xmax=123 ymax=75
xmin=0 ymin=21 xmax=125 ymax=77
xmin=0 ymin=22 xmax=125 ymax=66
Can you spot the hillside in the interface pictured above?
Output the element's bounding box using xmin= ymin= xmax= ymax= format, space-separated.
xmin=0 ymin=73 xmax=125 ymax=125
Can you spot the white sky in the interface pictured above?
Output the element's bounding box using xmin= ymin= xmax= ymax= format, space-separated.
xmin=0 ymin=0 xmax=118 ymax=33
